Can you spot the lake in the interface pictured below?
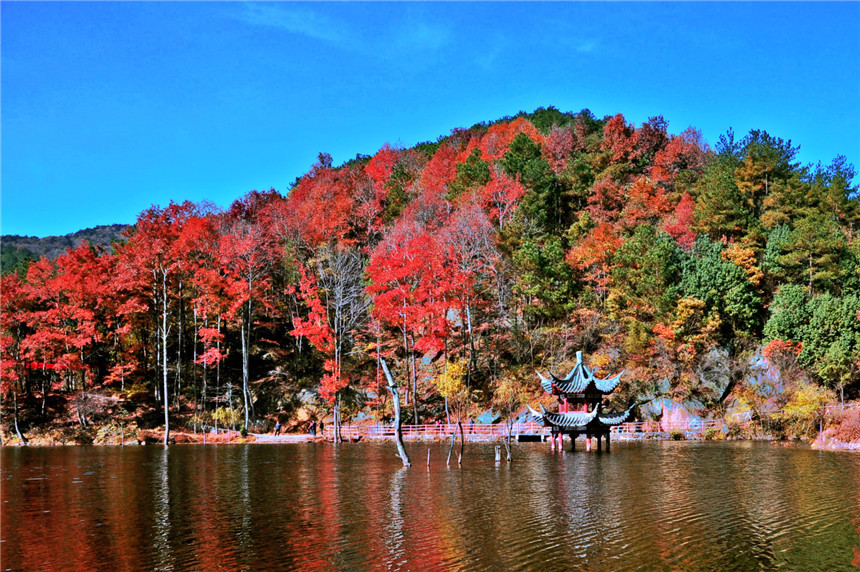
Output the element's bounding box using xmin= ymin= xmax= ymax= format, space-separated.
xmin=2 ymin=441 xmax=859 ymax=571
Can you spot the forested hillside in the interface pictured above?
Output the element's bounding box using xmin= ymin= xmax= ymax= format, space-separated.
xmin=2 ymin=107 xmax=858 ymax=441
xmin=1 ymin=224 xmax=129 ymax=275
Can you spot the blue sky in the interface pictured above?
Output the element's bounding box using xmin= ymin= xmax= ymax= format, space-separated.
xmin=2 ymin=2 xmax=858 ymax=237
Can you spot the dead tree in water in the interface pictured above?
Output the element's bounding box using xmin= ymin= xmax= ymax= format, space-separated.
xmin=381 ymin=358 xmax=410 ymax=467
xmin=438 ymin=359 xmax=468 ymax=465
xmin=492 ymin=375 xmax=526 ymax=462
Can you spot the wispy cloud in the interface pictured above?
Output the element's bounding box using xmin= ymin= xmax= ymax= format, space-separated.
xmin=395 ymin=22 xmax=451 ymax=53
xmin=236 ymin=3 xmax=348 ymax=46
xmin=234 ymin=3 xmax=453 ymax=63
xmin=475 ymin=34 xmax=508 ymax=72
xmin=543 ymin=19 xmax=601 ymax=56
xmin=574 ymin=39 xmax=598 ymax=54
xmin=552 ymin=35 xmax=601 ymax=56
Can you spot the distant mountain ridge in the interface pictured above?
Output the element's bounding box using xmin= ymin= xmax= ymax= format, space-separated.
xmin=1 ymin=224 xmax=130 ymax=273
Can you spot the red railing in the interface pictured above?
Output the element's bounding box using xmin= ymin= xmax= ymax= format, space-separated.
xmin=320 ymin=423 xmax=524 ymax=440
xmin=609 ymin=419 xmax=725 ymax=434
xmin=318 ymin=419 xmax=727 ymax=440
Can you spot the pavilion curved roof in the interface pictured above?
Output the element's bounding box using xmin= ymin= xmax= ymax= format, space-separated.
xmin=598 ymin=406 xmax=634 ymax=426
xmin=528 ymin=402 xmax=636 ymax=430
xmin=593 ymin=371 xmax=624 ymax=393
xmin=538 ymin=356 xmax=624 ymax=396
xmin=527 ymin=403 xmax=601 ymax=428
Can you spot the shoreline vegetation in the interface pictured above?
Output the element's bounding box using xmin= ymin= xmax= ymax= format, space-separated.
xmin=3 ymin=433 xmax=857 ymax=451
xmin=3 ymin=107 xmax=860 ymax=455
xmin=3 ymin=403 xmax=858 ymax=451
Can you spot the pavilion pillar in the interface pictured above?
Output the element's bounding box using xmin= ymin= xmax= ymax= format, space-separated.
xmin=570 ymin=434 xmax=576 ymax=452
xmin=586 ymin=433 xmax=592 ymax=452
xmin=606 ymin=432 xmax=611 ymax=453
xmin=557 ymin=433 xmax=563 ymax=450
xmin=550 ymin=432 xmax=556 ymax=451
xmin=597 ymin=434 xmax=602 ymax=452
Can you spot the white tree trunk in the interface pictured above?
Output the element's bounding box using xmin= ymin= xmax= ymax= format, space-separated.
xmin=162 ymin=269 xmax=170 ymax=447
xmin=381 ymin=359 xmax=410 ymax=466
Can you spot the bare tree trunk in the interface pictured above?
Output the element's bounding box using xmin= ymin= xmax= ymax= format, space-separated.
xmin=381 ymin=359 xmax=410 ymax=466
xmin=13 ymin=390 xmax=28 ymax=445
xmin=503 ymin=413 xmax=513 ymax=462
xmin=228 ymin=379 xmax=235 ymax=431
xmin=202 ymin=358 xmax=208 ymax=417
xmin=142 ymin=332 xmax=149 ymax=393
xmin=117 ymin=333 xmax=125 ymax=391
xmin=410 ymin=341 xmax=419 ymax=426
xmin=334 ymin=304 xmax=343 ymax=443
xmin=466 ymin=304 xmax=477 ymax=371
xmin=80 ymin=349 xmax=86 ymax=391
xmin=212 ymin=315 xmax=220 ymax=432
xmin=153 ymin=276 xmax=160 ymax=402
xmin=241 ymin=296 xmax=253 ymax=428
xmin=225 ymin=315 xmax=235 ymax=430
xmin=458 ymin=417 xmax=464 ymax=465
xmin=76 ymin=393 xmax=88 ymax=428
xmin=175 ymin=278 xmax=182 ymax=409
xmin=334 ymin=393 xmax=342 ymax=443
xmin=376 ymin=334 xmax=381 ymax=421
xmin=401 ymin=323 xmax=410 ymax=410
xmin=154 ymin=333 xmax=161 ymax=402
xmin=162 ymin=269 xmax=170 ymax=447
xmin=241 ymin=314 xmax=249 ymax=428
xmin=192 ymin=306 xmax=198 ymax=432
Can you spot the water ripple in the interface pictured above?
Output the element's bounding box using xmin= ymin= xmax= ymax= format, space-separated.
xmin=2 ymin=442 xmax=860 ymax=570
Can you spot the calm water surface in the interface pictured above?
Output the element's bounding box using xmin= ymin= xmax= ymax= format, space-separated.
xmin=2 ymin=441 xmax=859 ymax=571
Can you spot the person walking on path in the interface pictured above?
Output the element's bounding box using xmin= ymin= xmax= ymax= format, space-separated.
xmin=319 ymin=421 xmax=325 ymax=438
xmin=309 ymin=420 xmax=316 ymax=437
xmin=274 ymin=420 xmax=281 ymax=436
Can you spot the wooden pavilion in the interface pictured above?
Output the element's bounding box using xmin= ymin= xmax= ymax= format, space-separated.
xmin=527 ymin=351 xmax=632 ymax=452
